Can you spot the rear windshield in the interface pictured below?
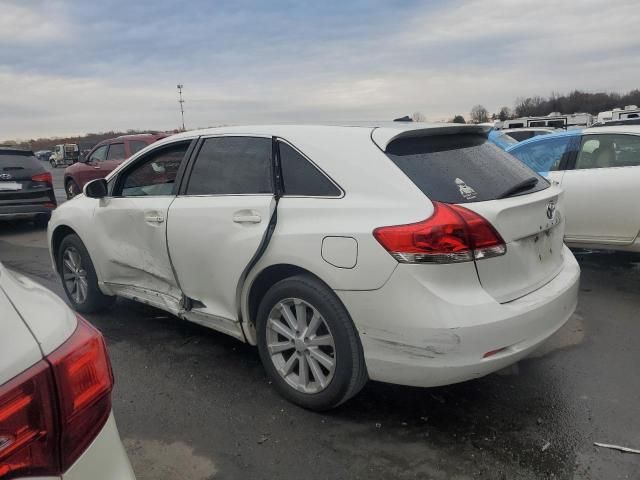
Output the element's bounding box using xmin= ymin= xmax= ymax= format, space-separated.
xmin=0 ymin=150 xmax=41 ymax=171
xmin=385 ymin=134 xmax=549 ymax=203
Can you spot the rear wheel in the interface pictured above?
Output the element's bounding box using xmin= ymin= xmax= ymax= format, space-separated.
xmin=50 ymin=159 xmax=57 ymax=168
xmin=256 ymin=274 xmax=367 ymax=410
xmin=66 ymin=179 xmax=80 ymax=199
xmin=57 ymin=234 xmax=114 ymax=313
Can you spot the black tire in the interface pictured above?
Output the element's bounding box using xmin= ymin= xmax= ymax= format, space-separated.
xmin=66 ymin=179 xmax=80 ymax=199
xmin=33 ymin=213 xmax=51 ymax=229
xmin=256 ymin=274 xmax=368 ymax=411
xmin=57 ymin=234 xmax=115 ymax=313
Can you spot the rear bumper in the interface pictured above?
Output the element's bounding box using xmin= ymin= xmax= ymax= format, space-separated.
xmin=62 ymin=412 xmax=136 ymax=479
xmin=0 ymin=203 xmax=55 ymax=219
xmin=337 ymin=245 xmax=580 ymax=388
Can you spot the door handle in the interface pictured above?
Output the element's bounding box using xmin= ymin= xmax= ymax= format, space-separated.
xmin=233 ymin=212 xmax=261 ymax=223
xmin=144 ymin=214 xmax=165 ymax=223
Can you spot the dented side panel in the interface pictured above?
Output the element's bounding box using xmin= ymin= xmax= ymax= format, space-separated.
xmin=91 ymin=196 xmax=182 ymax=301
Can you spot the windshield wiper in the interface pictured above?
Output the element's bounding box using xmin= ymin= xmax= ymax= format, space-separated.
xmin=497 ymin=176 xmax=539 ymax=199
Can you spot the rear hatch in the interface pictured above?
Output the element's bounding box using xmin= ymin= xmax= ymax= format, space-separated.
xmin=382 ymin=130 xmax=565 ymax=303
xmin=0 ymin=150 xmax=55 ymax=207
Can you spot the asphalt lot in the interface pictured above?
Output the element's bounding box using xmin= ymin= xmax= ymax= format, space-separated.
xmin=1 ymin=161 xmax=639 ymax=479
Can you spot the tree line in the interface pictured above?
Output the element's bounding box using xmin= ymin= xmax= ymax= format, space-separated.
xmin=463 ymin=89 xmax=640 ymax=124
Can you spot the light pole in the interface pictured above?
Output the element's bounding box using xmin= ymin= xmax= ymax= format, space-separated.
xmin=177 ymin=84 xmax=185 ymax=131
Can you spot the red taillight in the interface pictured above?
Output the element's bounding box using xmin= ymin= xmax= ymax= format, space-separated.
xmin=49 ymin=318 xmax=113 ymax=471
xmin=0 ymin=317 xmax=113 ymax=477
xmin=0 ymin=362 xmax=57 ymax=478
xmin=31 ymin=172 xmax=52 ymax=185
xmin=373 ymin=202 xmax=506 ymax=264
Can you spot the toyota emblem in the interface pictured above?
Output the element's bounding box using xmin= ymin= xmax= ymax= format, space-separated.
xmin=0 ymin=173 xmax=12 ymax=180
xmin=546 ymin=202 xmax=556 ymax=220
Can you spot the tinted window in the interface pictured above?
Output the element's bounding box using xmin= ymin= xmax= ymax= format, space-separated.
xmin=106 ymin=143 xmax=125 ymax=160
xmin=279 ymin=142 xmax=340 ymax=196
xmin=186 ymin=137 xmax=272 ymax=195
xmin=575 ymin=134 xmax=640 ymax=170
xmin=119 ymin=142 xmax=188 ymax=197
xmin=89 ymin=145 xmax=108 ymax=162
xmin=385 ymin=134 xmax=548 ymax=203
xmin=130 ymin=140 xmax=149 ymax=155
xmin=510 ymin=136 xmax=571 ymax=173
xmin=0 ymin=150 xmax=41 ymax=173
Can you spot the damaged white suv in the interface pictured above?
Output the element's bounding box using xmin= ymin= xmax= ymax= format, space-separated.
xmin=48 ymin=124 xmax=580 ymax=410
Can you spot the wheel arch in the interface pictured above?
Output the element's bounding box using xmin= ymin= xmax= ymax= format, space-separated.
xmin=51 ymin=224 xmax=79 ymax=273
xmin=243 ymin=263 xmax=335 ymax=345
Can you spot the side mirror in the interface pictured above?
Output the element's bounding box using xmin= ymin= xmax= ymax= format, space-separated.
xmin=84 ymin=178 xmax=108 ymax=199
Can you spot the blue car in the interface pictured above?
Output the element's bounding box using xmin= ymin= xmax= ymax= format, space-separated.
xmin=505 ymin=130 xmax=583 ymax=175
xmin=488 ymin=130 xmax=519 ymax=150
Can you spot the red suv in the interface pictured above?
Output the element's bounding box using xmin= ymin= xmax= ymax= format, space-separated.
xmin=64 ymin=133 xmax=168 ymax=198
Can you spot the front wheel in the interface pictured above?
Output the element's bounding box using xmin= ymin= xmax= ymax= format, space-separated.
xmin=256 ymin=274 xmax=368 ymax=410
xmin=66 ymin=179 xmax=80 ymax=199
xmin=57 ymin=234 xmax=115 ymax=313
xmin=50 ymin=160 xmax=56 ymax=168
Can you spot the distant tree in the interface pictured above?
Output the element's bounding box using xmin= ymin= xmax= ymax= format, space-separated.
xmin=451 ymin=115 xmax=466 ymax=124
xmin=498 ymin=106 xmax=512 ymax=121
xmin=470 ymin=105 xmax=489 ymax=123
xmin=412 ymin=111 xmax=426 ymax=122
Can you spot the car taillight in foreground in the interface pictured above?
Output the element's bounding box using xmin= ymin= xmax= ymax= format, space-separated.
xmin=0 ymin=317 xmax=113 ymax=478
xmin=373 ymin=201 xmax=506 ymax=264
xmin=31 ymin=172 xmax=53 ymax=185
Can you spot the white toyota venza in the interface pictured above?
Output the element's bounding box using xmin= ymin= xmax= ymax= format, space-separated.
xmin=48 ymin=124 xmax=580 ymax=410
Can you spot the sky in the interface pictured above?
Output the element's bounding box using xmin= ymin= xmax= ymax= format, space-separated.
xmin=1 ymin=0 xmax=640 ymax=139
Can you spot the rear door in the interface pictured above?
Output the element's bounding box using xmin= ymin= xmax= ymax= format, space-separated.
xmin=167 ymin=135 xmax=275 ymax=324
xmin=101 ymin=142 xmax=126 ymax=177
xmin=92 ymin=141 xmax=192 ymax=310
xmin=385 ymin=133 xmax=563 ymax=303
xmin=559 ymin=133 xmax=640 ymax=244
xmin=0 ymin=151 xmax=54 ymax=209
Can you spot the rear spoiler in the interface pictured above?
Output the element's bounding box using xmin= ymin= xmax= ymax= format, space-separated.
xmin=371 ymin=124 xmax=492 ymax=151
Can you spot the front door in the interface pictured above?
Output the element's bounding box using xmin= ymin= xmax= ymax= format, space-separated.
xmin=92 ymin=140 xmax=192 ymax=311
xmin=78 ymin=144 xmax=108 ymax=188
xmin=560 ymin=133 xmax=640 ymax=244
xmin=167 ymin=135 xmax=274 ymax=323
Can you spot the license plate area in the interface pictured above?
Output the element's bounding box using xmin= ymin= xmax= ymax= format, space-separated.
xmin=0 ymin=182 xmax=22 ymax=191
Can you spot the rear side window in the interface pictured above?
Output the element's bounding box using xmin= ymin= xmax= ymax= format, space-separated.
xmin=0 ymin=151 xmax=41 ymax=171
xmin=186 ymin=137 xmax=272 ymax=195
xmin=129 ymin=140 xmax=149 ymax=155
xmin=385 ymin=134 xmax=548 ymax=203
xmin=106 ymin=143 xmax=125 ymax=160
xmin=510 ymin=136 xmax=571 ymax=173
xmin=279 ymin=142 xmax=340 ymax=196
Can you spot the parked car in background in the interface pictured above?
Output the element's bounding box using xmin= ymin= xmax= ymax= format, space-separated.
xmin=501 ymin=127 xmax=556 ymax=142
xmin=488 ymin=129 xmax=519 ymax=149
xmin=0 ymin=262 xmax=135 ymax=479
xmin=0 ymin=147 xmax=56 ymax=227
xmin=507 ymin=125 xmax=640 ymax=252
xmin=50 ymin=144 xmax=80 ymax=168
xmin=35 ymin=149 xmax=52 ymax=161
xmin=63 ymin=133 xmax=168 ymax=198
xmin=48 ymin=123 xmax=579 ymax=410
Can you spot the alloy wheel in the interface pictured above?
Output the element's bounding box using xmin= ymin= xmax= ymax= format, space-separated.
xmin=266 ymin=298 xmax=336 ymax=394
xmin=62 ymin=247 xmax=88 ymax=304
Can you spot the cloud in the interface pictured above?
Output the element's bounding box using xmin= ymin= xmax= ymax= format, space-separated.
xmin=1 ymin=0 xmax=639 ymax=139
